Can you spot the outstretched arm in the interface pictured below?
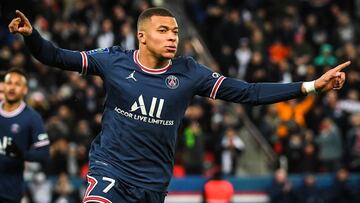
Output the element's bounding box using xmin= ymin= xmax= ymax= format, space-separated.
xmin=214 ymin=61 xmax=349 ymax=105
xmin=9 ymin=10 xmax=88 ymax=74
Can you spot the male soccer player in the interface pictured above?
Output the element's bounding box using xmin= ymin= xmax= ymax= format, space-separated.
xmin=0 ymin=68 xmax=50 ymax=203
xmin=9 ymin=8 xmax=348 ymax=203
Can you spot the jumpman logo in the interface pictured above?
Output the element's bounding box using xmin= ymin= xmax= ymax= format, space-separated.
xmin=126 ymin=71 xmax=137 ymax=81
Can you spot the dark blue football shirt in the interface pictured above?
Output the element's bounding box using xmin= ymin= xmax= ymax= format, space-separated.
xmin=25 ymin=30 xmax=304 ymax=192
xmin=0 ymin=101 xmax=49 ymax=201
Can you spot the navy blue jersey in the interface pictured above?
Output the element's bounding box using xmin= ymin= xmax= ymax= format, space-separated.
xmin=0 ymin=101 xmax=49 ymax=201
xmin=25 ymin=30 xmax=304 ymax=192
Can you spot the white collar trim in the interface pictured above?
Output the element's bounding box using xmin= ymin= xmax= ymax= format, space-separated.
xmin=133 ymin=50 xmax=172 ymax=74
xmin=0 ymin=101 xmax=26 ymax=118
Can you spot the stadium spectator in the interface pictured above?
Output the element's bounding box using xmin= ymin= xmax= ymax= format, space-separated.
xmin=346 ymin=113 xmax=360 ymax=171
xmin=221 ymin=127 xmax=245 ymax=176
xmin=27 ymin=171 xmax=52 ymax=203
xmin=296 ymin=174 xmax=323 ymax=203
xmin=51 ymin=172 xmax=81 ymax=203
xmin=183 ymin=121 xmax=205 ymax=175
xmin=324 ymin=168 xmax=359 ymax=203
xmin=300 ymin=142 xmax=319 ymax=173
xmin=315 ymin=117 xmax=343 ymax=172
xmin=268 ymin=168 xmax=297 ymax=203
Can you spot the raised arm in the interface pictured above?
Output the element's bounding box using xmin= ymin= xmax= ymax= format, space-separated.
xmin=218 ymin=61 xmax=349 ymax=105
xmin=8 ymin=10 xmax=87 ymax=74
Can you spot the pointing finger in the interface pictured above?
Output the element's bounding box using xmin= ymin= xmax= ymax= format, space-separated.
xmin=334 ymin=61 xmax=351 ymax=72
xmin=15 ymin=10 xmax=30 ymax=23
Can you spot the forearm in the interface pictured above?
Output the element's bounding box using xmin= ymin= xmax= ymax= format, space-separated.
xmin=24 ymin=29 xmax=82 ymax=72
xmin=23 ymin=146 xmax=50 ymax=163
xmin=217 ymin=78 xmax=306 ymax=105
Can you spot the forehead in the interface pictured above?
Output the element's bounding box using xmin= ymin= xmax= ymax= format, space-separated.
xmin=5 ymin=73 xmax=26 ymax=84
xmin=148 ymin=16 xmax=178 ymax=28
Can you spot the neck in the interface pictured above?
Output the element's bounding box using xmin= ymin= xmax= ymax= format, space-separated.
xmin=138 ymin=49 xmax=170 ymax=69
xmin=2 ymin=100 xmax=22 ymax=112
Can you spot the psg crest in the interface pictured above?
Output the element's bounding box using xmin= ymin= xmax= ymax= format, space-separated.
xmin=11 ymin=123 xmax=20 ymax=134
xmin=165 ymin=75 xmax=179 ymax=89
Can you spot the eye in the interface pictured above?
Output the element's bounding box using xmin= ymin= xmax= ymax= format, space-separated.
xmin=158 ymin=29 xmax=167 ymax=33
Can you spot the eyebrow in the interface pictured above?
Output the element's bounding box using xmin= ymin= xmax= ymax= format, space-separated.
xmin=157 ymin=25 xmax=178 ymax=30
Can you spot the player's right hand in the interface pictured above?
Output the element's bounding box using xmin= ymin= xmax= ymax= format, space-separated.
xmin=8 ymin=10 xmax=33 ymax=36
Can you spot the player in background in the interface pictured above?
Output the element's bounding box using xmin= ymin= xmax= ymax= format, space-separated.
xmin=9 ymin=8 xmax=348 ymax=203
xmin=0 ymin=68 xmax=50 ymax=203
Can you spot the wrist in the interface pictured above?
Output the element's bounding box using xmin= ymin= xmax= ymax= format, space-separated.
xmin=302 ymin=80 xmax=317 ymax=94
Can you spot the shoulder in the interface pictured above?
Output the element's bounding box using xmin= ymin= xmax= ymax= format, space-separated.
xmin=172 ymin=56 xmax=199 ymax=71
xmin=23 ymin=106 xmax=43 ymax=122
xmin=85 ymin=46 xmax=134 ymax=59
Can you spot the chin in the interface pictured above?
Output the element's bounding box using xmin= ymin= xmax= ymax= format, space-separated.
xmin=162 ymin=52 xmax=176 ymax=59
xmin=6 ymin=98 xmax=20 ymax=104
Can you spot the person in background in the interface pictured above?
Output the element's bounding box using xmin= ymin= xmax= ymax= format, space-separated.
xmin=268 ymin=168 xmax=297 ymax=203
xmin=221 ymin=127 xmax=245 ymax=176
xmin=0 ymin=68 xmax=49 ymax=203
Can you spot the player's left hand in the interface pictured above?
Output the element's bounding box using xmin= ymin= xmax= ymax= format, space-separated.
xmin=314 ymin=61 xmax=350 ymax=92
xmin=5 ymin=142 xmax=23 ymax=158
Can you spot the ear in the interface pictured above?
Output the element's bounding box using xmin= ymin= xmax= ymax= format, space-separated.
xmin=137 ymin=31 xmax=146 ymax=44
xmin=24 ymin=86 xmax=28 ymax=96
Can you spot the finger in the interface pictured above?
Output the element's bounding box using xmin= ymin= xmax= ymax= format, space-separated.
xmin=8 ymin=18 xmax=21 ymax=32
xmin=339 ymin=73 xmax=346 ymax=85
xmin=18 ymin=27 xmax=30 ymax=33
xmin=15 ymin=10 xmax=30 ymax=24
xmin=334 ymin=61 xmax=351 ymax=72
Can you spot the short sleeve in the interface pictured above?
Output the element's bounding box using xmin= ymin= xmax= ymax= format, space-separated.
xmin=30 ymin=113 xmax=49 ymax=149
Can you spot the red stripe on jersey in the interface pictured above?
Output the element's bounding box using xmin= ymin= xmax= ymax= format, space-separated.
xmin=133 ymin=50 xmax=171 ymax=74
xmin=80 ymin=51 xmax=88 ymax=75
xmin=83 ymin=196 xmax=111 ymax=203
xmin=210 ymin=76 xmax=225 ymax=99
xmin=85 ymin=175 xmax=97 ymax=197
xmin=83 ymin=175 xmax=112 ymax=203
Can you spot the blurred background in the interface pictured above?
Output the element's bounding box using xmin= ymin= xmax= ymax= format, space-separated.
xmin=1 ymin=0 xmax=360 ymax=202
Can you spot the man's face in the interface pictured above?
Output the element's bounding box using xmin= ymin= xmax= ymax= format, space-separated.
xmin=0 ymin=82 xmax=4 ymax=101
xmin=4 ymin=73 xmax=27 ymax=104
xmin=138 ymin=16 xmax=179 ymax=59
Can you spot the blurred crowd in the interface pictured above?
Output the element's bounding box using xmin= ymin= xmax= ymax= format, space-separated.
xmin=268 ymin=167 xmax=360 ymax=203
xmin=0 ymin=0 xmax=360 ymax=202
xmin=185 ymin=0 xmax=360 ymax=175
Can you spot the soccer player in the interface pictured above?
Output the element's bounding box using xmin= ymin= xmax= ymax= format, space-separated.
xmin=9 ymin=8 xmax=348 ymax=203
xmin=0 ymin=68 xmax=50 ymax=203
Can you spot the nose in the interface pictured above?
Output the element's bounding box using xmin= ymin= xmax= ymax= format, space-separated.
xmin=168 ymin=32 xmax=178 ymax=42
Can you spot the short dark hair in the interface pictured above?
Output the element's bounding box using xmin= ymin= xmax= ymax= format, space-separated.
xmin=137 ymin=7 xmax=175 ymax=30
xmin=5 ymin=67 xmax=28 ymax=81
